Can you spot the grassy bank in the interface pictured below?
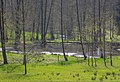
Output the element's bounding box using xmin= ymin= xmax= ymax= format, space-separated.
xmin=0 ymin=52 xmax=120 ymax=81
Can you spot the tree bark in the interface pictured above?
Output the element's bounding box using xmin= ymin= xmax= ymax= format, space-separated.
xmin=14 ymin=0 xmax=22 ymax=50
xmin=61 ymin=0 xmax=68 ymax=61
xmin=0 ymin=0 xmax=8 ymax=64
xmin=76 ymin=0 xmax=86 ymax=60
xmin=22 ymin=0 xmax=27 ymax=74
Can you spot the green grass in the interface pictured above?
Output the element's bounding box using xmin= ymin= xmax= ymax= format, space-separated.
xmin=0 ymin=52 xmax=120 ymax=81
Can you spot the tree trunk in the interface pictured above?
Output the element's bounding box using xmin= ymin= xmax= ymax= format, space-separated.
xmin=36 ymin=3 xmax=40 ymax=40
xmin=31 ymin=22 xmax=35 ymax=41
xmin=50 ymin=11 xmax=55 ymax=40
xmin=22 ymin=0 xmax=27 ymax=74
xmin=40 ymin=0 xmax=46 ymax=48
xmin=45 ymin=0 xmax=55 ymax=40
xmin=76 ymin=0 xmax=86 ymax=60
xmin=102 ymin=0 xmax=107 ymax=66
xmin=14 ymin=0 xmax=22 ymax=50
xmin=61 ymin=0 xmax=68 ymax=61
xmin=0 ymin=0 xmax=8 ymax=64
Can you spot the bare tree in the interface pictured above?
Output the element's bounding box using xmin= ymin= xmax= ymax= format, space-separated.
xmin=14 ymin=0 xmax=22 ymax=50
xmin=0 ymin=0 xmax=8 ymax=64
xmin=61 ymin=0 xmax=68 ymax=61
xmin=76 ymin=0 xmax=87 ymax=60
xmin=36 ymin=0 xmax=41 ymax=40
xmin=22 ymin=0 xmax=27 ymax=74
xmin=103 ymin=0 xmax=107 ymax=66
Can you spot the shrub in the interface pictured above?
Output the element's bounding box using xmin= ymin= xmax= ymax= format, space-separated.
xmin=99 ymin=77 xmax=103 ymax=81
xmin=105 ymin=76 xmax=108 ymax=79
xmin=91 ymin=77 xmax=96 ymax=80
xmin=56 ymin=72 xmax=60 ymax=76
xmin=75 ymin=73 xmax=79 ymax=77
xmin=94 ymin=72 xmax=97 ymax=76
xmin=106 ymin=72 xmax=111 ymax=76
xmin=112 ymin=72 xmax=115 ymax=77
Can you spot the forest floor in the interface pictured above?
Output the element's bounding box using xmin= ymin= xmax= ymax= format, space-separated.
xmin=0 ymin=52 xmax=120 ymax=82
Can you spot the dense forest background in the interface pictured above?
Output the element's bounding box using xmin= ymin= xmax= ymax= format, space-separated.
xmin=2 ymin=0 xmax=120 ymax=42
xmin=1 ymin=0 xmax=120 ymax=64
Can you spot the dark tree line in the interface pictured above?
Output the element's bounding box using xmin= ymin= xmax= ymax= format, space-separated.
xmin=116 ymin=0 xmax=120 ymax=35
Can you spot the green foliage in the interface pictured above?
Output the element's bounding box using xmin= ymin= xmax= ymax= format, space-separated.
xmin=106 ymin=34 xmax=120 ymax=42
xmin=5 ymin=28 xmax=120 ymax=44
